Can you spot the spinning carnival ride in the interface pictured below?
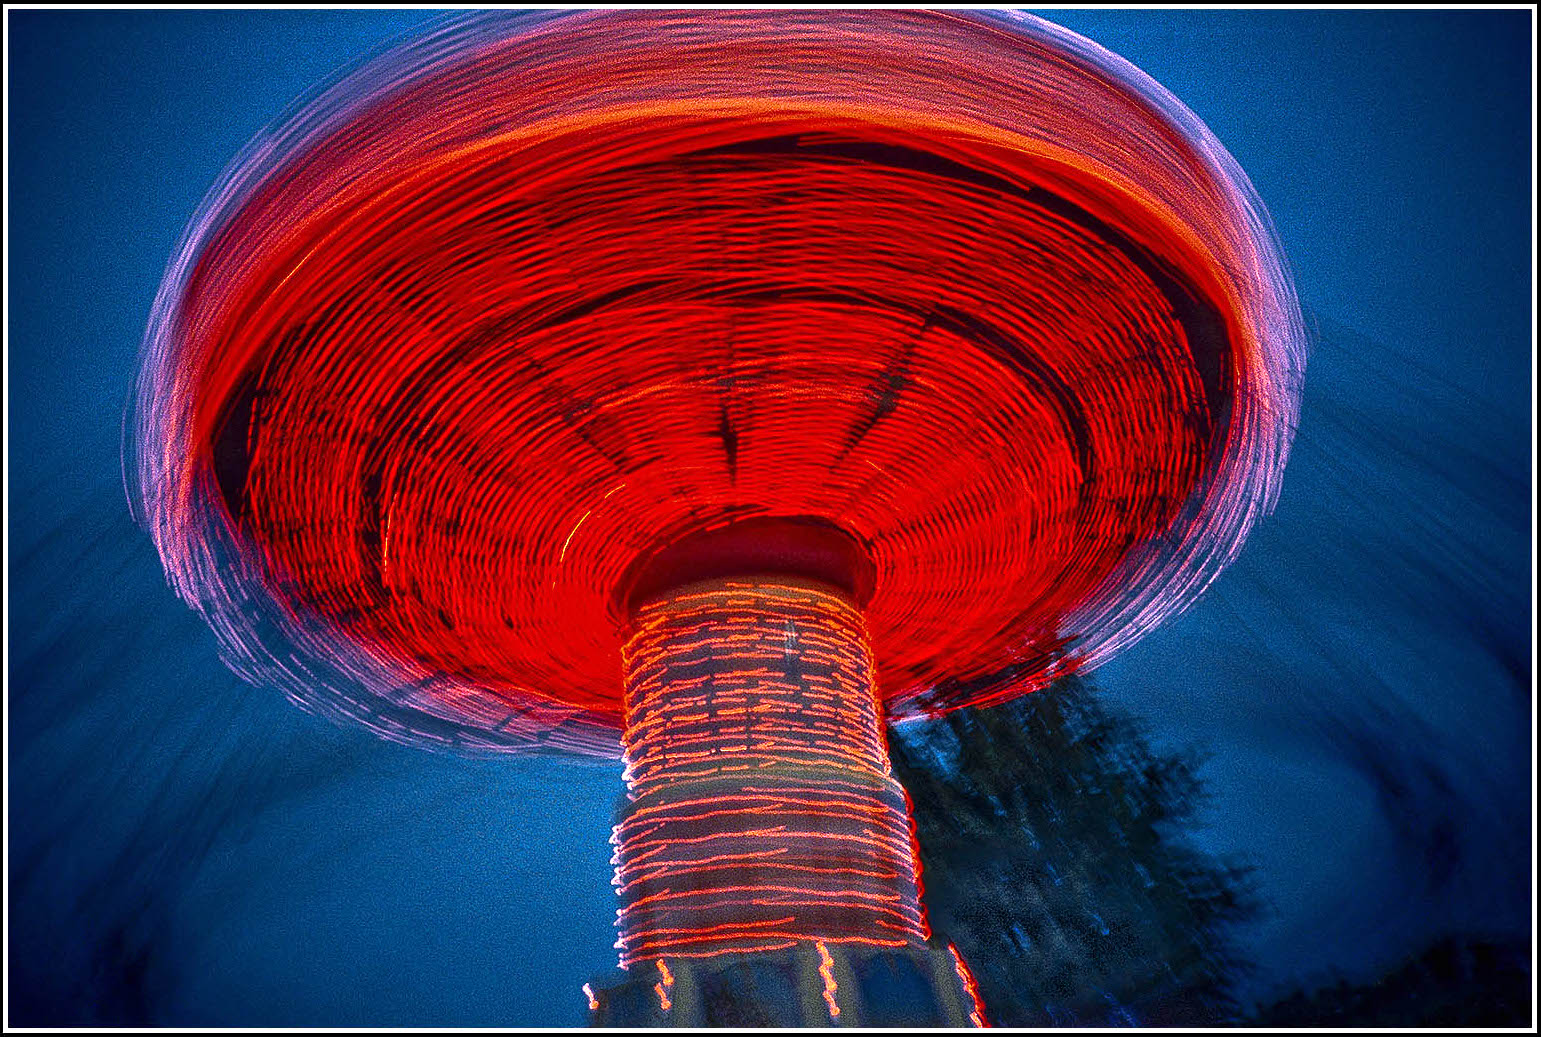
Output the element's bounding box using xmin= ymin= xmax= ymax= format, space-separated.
xmin=129 ymin=10 xmax=1305 ymax=1026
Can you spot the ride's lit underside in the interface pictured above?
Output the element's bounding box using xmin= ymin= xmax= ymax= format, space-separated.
xmin=185 ymin=116 xmax=1226 ymax=734
xmin=136 ymin=12 xmax=1303 ymax=764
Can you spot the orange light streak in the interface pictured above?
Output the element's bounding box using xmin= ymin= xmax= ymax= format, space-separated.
xmin=816 ymin=941 xmax=841 ymax=1019
xmin=949 ymin=943 xmax=989 ymax=1027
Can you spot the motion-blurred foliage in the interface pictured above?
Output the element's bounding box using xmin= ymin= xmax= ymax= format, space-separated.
xmin=890 ymin=673 xmax=1256 ymax=1026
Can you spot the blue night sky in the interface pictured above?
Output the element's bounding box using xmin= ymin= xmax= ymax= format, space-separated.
xmin=7 ymin=9 xmax=1533 ymax=1027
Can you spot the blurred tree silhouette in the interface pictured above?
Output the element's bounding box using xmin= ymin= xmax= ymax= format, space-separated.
xmin=889 ymin=673 xmax=1256 ymax=1026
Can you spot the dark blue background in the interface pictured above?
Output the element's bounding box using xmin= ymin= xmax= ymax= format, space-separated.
xmin=8 ymin=10 xmax=1532 ymax=1026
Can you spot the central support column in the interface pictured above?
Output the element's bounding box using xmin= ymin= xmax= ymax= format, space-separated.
xmin=613 ymin=575 xmax=928 ymax=965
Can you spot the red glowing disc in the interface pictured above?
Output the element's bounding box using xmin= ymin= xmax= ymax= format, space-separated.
xmin=130 ymin=10 xmax=1305 ymax=753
